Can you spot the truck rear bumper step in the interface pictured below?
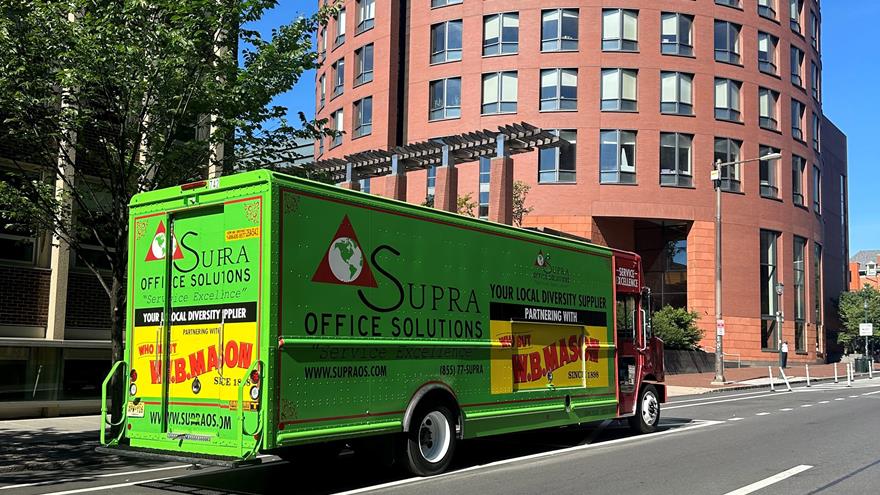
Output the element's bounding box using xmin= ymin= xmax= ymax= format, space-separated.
xmin=95 ymin=445 xmax=262 ymax=468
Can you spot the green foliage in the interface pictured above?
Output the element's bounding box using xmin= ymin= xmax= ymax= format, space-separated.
xmin=837 ymin=285 xmax=880 ymax=354
xmin=652 ymin=305 xmax=704 ymax=350
xmin=512 ymin=180 xmax=533 ymax=227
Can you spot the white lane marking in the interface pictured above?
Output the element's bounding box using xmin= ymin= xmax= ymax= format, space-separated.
xmin=666 ymin=382 xmax=880 ymax=411
xmin=849 ymin=395 xmax=859 ymax=398
xmin=779 ymin=408 xmax=793 ymax=411
xmin=331 ymin=420 xmax=725 ymax=495
xmin=801 ymin=404 xmax=813 ymax=408
xmin=722 ymin=465 xmax=813 ymax=495
xmin=665 ymin=393 xmax=779 ymax=410
xmin=0 ymin=465 xmax=187 ymax=490
xmin=863 ymin=390 xmax=880 ymax=396
xmin=756 ymin=412 xmax=771 ymax=416
xmin=728 ymin=417 xmax=745 ymax=421
xmin=669 ymin=389 xmax=783 ymax=404
xmin=819 ymin=401 xmax=830 ymax=404
xmin=835 ymin=398 xmax=846 ymax=401
xmin=32 ymin=476 xmax=181 ymax=495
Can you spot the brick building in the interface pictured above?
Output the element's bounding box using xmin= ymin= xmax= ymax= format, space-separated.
xmin=849 ymin=250 xmax=880 ymax=291
xmin=314 ymin=0 xmax=849 ymax=364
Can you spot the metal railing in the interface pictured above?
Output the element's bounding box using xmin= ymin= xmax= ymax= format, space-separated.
xmin=703 ymin=347 xmax=741 ymax=368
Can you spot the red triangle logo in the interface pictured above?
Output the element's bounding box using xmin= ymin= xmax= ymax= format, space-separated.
xmin=312 ymin=216 xmax=377 ymax=287
xmin=145 ymin=221 xmax=183 ymax=262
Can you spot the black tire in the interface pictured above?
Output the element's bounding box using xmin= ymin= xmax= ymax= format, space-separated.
xmin=400 ymin=405 xmax=456 ymax=476
xmin=628 ymin=384 xmax=660 ymax=434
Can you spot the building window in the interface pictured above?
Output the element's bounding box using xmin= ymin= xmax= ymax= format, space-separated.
xmin=790 ymin=0 xmax=802 ymax=33
xmin=661 ymin=13 xmax=693 ymax=56
xmin=759 ymin=145 xmax=780 ymax=198
xmin=759 ymin=0 xmax=777 ymax=20
xmin=716 ymin=0 xmax=741 ymax=7
xmin=541 ymin=9 xmax=578 ymax=52
xmin=540 ymin=68 xmax=577 ymax=111
xmin=426 ymin=166 xmax=436 ymax=200
xmin=758 ymin=32 xmax=778 ymax=74
xmin=760 ymin=229 xmax=780 ymax=351
xmin=791 ymin=99 xmax=805 ymax=140
xmin=319 ymin=27 xmax=327 ymax=61
xmin=318 ymin=74 xmax=326 ymax=109
xmin=811 ymin=61 xmax=820 ymax=101
xmin=354 ymin=44 xmax=374 ymax=86
xmin=0 ymin=169 xmax=38 ymax=264
xmin=431 ymin=0 xmax=462 ymax=7
xmin=482 ymin=71 xmax=518 ymax=115
xmin=793 ymin=236 xmax=807 ymax=353
xmin=317 ymin=135 xmax=324 ymax=156
xmin=483 ymin=12 xmax=519 ymax=56
xmin=332 ymin=58 xmax=344 ymax=97
xmin=602 ymin=9 xmax=638 ymax=52
xmin=810 ymin=10 xmax=819 ymax=49
xmin=812 ymin=112 xmax=821 ymax=151
xmin=334 ymin=9 xmax=346 ymax=47
xmin=759 ymin=87 xmax=779 ymax=130
xmin=430 ymin=20 xmax=462 ymax=64
xmin=790 ymin=46 xmax=804 ymax=87
xmin=637 ymin=222 xmax=689 ymax=311
xmin=660 ymin=133 xmax=693 ymax=187
xmin=479 ymin=157 xmax=490 ymax=218
xmin=714 ymin=137 xmax=742 ymax=192
xmin=601 ymin=68 xmax=637 ymax=111
xmin=660 ymin=72 xmax=693 ymax=115
xmin=539 ymin=129 xmax=577 ymax=183
xmin=356 ymin=0 xmax=375 ymax=34
xmin=600 ymin=130 xmax=637 ymax=184
xmin=813 ymin=165 xmax=821 ymax=213
xmin=359 ymin=177 xmax=371 ymax=193
xmin=792 ymin=155 xmax=806 ymax=206
xmin=331 ymin=109 xmax=344 ymax=148
xmin=814 ymin=242 xmax=822 ymax=331
xmin=429 ymin=77 xmax=461 ymax=121
xmin=714 ymin=21 xmax=741 ymax=64
xmin=353 ymin=97 xmax=372 ymax=138
xmin=715 ymin=78 xmax=741 ymax=122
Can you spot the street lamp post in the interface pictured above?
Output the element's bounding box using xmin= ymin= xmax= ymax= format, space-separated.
xmin=865 ymin=297 xmax=869 ymax=358
xmin=776 ymin=282 xmax=784 ymax=368
xmin=712 ymin=152 xmax=782 ymax=384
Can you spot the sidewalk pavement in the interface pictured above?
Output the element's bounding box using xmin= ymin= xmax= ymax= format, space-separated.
xmin=665 ymin=361 xmax=880 ymax=397
xmin=0 ymin=415 xmax=102 ymax=473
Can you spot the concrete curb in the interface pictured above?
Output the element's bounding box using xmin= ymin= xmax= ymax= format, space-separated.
xmin=669 ymin=372 xmax=877 ymax=397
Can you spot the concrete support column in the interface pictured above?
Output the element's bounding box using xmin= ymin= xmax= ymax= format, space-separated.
xmin=339 ymin=163 xmax=361 ymax=191
xmin=47 ymin=121 xmax=76 ymax=341
xmin=488 ymin=156 xmax=513 ymax=225
xmin=433 ymin=145 xmax=457 ymax=213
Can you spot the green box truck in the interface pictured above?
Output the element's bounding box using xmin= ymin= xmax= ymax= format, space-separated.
xmin=99 ymin=170 xmax=665 ymax=475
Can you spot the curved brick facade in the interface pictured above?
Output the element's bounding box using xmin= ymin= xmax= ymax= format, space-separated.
xmin=315 ymin=0 xmax=847 ymax=365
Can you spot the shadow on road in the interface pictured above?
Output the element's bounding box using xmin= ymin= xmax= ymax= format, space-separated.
xmin=140 ymin=417 xmax=698 ymax=495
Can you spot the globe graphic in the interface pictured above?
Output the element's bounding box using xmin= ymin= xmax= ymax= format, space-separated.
xmin=151 ymin=232 xmax=166 ymax=259
xmin=328 ymin=237 xmax=363 ymax=283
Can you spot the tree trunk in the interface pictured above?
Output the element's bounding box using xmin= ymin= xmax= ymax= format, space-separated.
xmin=108 ymin=273 xmax=126 ymax=440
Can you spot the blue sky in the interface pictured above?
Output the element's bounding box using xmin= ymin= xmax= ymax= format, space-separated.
xmin=252 ymin=1 xmax=877 ymax=255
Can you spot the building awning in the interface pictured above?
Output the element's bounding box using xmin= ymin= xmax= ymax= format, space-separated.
xmin=298 ymin=122 xmax=562 ymax=183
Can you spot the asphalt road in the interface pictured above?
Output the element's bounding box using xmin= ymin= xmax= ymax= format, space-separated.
xmin=3 ymin=380 xmax=880 ymax=495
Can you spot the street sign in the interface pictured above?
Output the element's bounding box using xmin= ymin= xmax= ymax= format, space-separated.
xmin=710 ymin=170 xmax=720 ymax=181
xmin=860 ymin=323 xmax=874 ymax=336
xmin=716 ymin=319 xmax=725 ymax=336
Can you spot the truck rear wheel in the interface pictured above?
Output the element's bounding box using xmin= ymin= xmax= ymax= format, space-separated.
xmin=628 ymin=384 xmax=660 ymax=434
xmin=401 ymin=405 xmax=456 ymax=476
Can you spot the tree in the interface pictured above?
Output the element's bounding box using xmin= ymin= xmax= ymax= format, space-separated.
xmin=512 ymin=180 xmax=534 ymax=227
xmin=457 ymin=192 xmax=477 ymax=217
xmin=651 ymin=306 xmax=703 ymax=350
xmin=0 ymin=0 xmax=335 ymax=430
xmin=837 ymin=285 xmax=880 ymax=355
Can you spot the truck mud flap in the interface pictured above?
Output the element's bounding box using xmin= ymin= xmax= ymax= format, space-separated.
xmin=95 ymin=445 xmax=262 ymax=468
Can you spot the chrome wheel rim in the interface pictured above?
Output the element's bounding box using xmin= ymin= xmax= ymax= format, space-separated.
xmin=641 ymin=391 xmax=659 ymax=426
xmin=418 ymin=411 xmax=450 ymax=463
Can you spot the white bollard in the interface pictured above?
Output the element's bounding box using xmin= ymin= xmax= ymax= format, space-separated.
xmin=779 ymin=367 xmax=793 ymax=392
xmin=871 ymin=359 xmax=874 ymax=380
xmin=769 ymin=366 xmax=776 ymax=392
xmin=834 ymin=363 xmax=839 ymax=383
xmin=805 ymin=364 xmax=811 ymax=387
xmin=846 ymin=363 xmax=852 ymax=387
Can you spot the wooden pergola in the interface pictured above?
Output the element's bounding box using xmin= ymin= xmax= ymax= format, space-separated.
xmin=298 ymin=122 xmax=562 ymax=183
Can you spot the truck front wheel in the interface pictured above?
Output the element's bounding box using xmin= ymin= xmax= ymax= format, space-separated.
xmin=401 ymin=405 xmax=456 ymax=476
xmin=629 ymin=384 xmax=660 ymax=434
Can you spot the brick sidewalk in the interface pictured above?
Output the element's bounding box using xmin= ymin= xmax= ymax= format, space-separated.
xmin=665 ymin=361 xmax=878 ymax=390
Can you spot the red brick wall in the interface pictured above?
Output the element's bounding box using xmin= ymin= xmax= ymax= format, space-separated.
xmin=0 ymin=265 xmax=50 ymax=327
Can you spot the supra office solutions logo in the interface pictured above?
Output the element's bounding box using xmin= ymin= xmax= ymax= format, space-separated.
xmin=145 ymin=220 xmax=183 ymax=262
xmin=533 ymin=250 xmax=572 ymax=284
xmin=312 ymin=215 xmax=377 ymax=287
